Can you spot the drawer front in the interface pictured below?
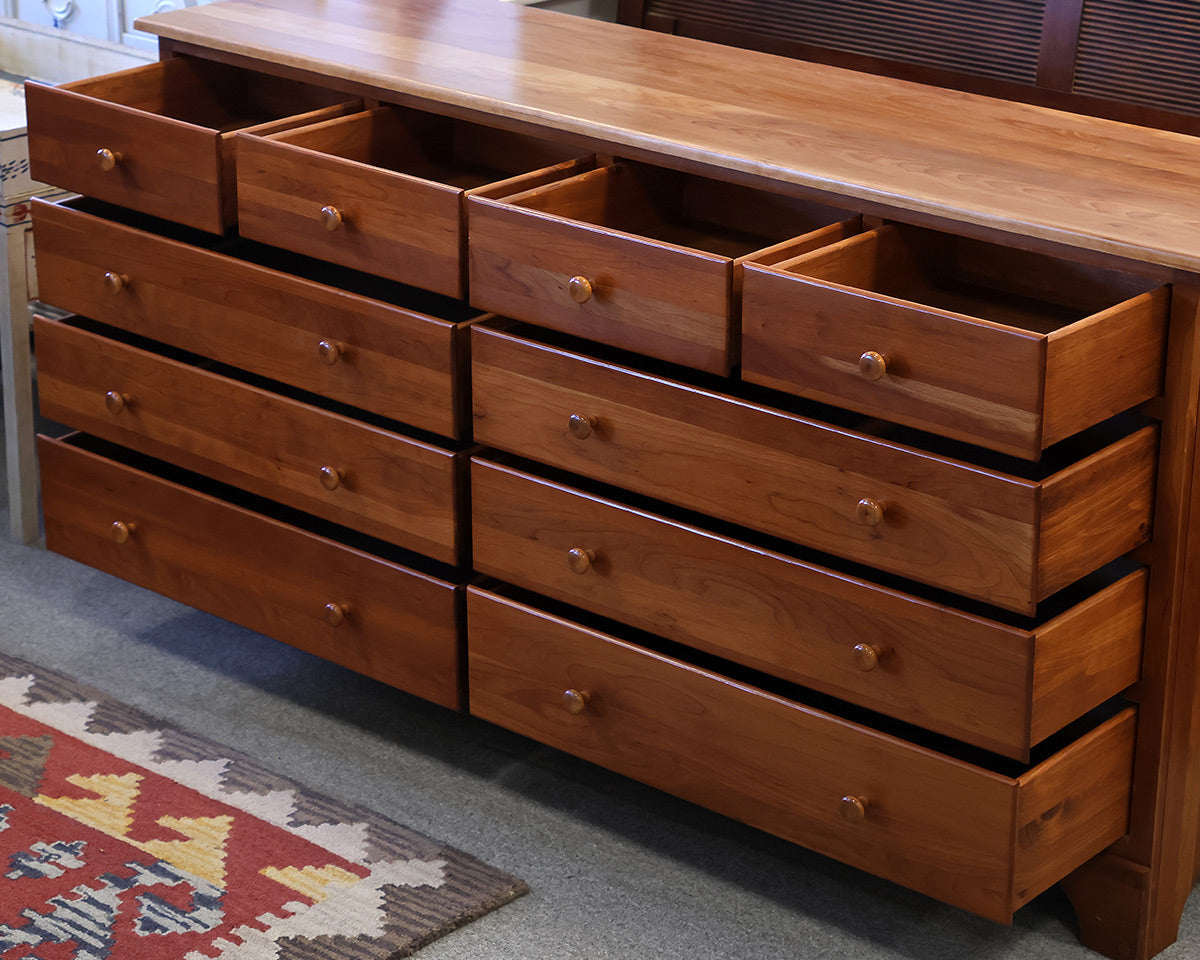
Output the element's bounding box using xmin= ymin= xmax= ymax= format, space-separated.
xmin=236 ymin=113 xmax=465 ymax=297
xmin=469 ymin=194 xmax=735 ymax=374
xmin=40 ymin=436 xmax=462 ymax=709
xmin=33 ymin=199 xmax=471 ymax=438
xmin=468 ymin=587 xmax=1135 ymax=921
xmin=35 ymin=317 xmax=461 ymax=564
xmin=26 ymin=63 xmax=227 ymax=233
xmin=472 ymin=325 xmax=1156 ymax=612
xmin=472 ymin=457 xmax=1146 ymax=759
xmin=742 ymin=228 xmax=1169 ymax=458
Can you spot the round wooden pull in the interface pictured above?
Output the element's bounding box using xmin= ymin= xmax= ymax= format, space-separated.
xmin=111 ymin=520 xmax=135 ymax=544
xmin=853 ymin=643 xmax=883 ymax=672
xmin=567 ymin=413 xmax=597 ymax=440
xmin=858 ymin=350 xmax=889 ymax=381
xmin=96 ymin=147 xmax=121 ymax=172
xmin=567 ymin=547 xmax=595 ymax=574
xmin=856 ymin=497 xmax=886 ymax=526
xmin=320 ymin=205 xmax=343 ymax=231
xmin=317 ymin=340 xmax=344 ymax=365
xmin=324 ymin=601 xmax=350 ymax=626
xmin=567 ymin=275 xmax=593 ymax=303
xmin=319 ymin=466 xmax=344 ymax=491
xmin=104 ymin=390 xmax=129 ymax=415
xmin=840 ymin=795 xmax=868 ymax=823
xmin=561 ymin=688 xmax=591 ymax=714
xmin=103 ymin=271 xmax=128 ymax=295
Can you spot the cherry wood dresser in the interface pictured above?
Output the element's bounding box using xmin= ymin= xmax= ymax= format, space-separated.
xmin=21 ymin=1 xmax=1200 ymax=956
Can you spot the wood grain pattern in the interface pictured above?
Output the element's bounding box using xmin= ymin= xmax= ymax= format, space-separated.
xmin=1036 ymin=427 xmax=1157 ymax=599
xmin=467 ymin=585 xmax=1135 ymax=922
xmin=472 ymin=456 xmax=1145 ymax=758
xmin=40 ymin=436 xmax=462 ymax=708
xmin=742 ymin=224 xmax=1169 ymax=458
xmin=471 ymin=323 xmax=1154 ymax=612
xmin=135 ymin=0 xmax=1200 ymax=271
xmin=35 ymin=316 xmax=461 ymax=563
xmin=1012 ymin=709 xmax=1136 ymax=910
xmin=32 ymin=199 xmax=475 ymax=438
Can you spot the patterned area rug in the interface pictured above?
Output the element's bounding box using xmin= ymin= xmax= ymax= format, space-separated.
xmin=0 ymin=652 xmax=527 ymax=958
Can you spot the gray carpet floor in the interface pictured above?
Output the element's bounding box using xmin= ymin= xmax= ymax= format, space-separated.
xmin=3 ymin=412 xmax=1200 ymax=959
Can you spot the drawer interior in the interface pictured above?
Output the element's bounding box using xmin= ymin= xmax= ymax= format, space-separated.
xmin=271 ymin=105 xmax=587 ymax=189
xmin=65 ymin=56 xmax=350 ymax=133
xmin=780 ymin=223 xmax=1163 ymax=335
xmin=497 ymin=159 xmax=856 ymax=259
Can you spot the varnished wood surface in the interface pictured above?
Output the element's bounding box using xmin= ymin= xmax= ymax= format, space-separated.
xmin=35 ymin=315 xmax=462 ymax=563
xmin=32 ymin=198 xmax=477 ymax=438
xmin=40 ymin=436 xmax=463 ymax=709
xmin=138 ymin=0 xmax=1200 ymax=271
xmin=471 ymin=322 xmax=1156 ymax=613
xmin=467 ymin=585 xmax=1136 ymax=922
xmin=472 ymin=456 xmax=1145 ymax=759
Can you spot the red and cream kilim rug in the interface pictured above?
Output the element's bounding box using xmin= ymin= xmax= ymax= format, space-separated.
xmin=0 ymin=653 xmax=527 ymax=958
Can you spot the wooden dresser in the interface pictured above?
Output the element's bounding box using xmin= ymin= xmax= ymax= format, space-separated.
xmin=22 ymin=2 xmax=1200 ymax=956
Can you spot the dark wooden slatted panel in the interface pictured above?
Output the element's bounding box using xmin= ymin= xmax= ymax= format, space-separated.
xmin=642 ymin=0 xmax=1045 ymax=82
xmin=1073 ymin=0 xmax=1200 ymax=116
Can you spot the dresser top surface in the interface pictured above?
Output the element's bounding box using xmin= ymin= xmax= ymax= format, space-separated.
xmin=140 ymin=0 xmax=1200 ymax=272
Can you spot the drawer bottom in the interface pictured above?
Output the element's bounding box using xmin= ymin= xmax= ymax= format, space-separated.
xmin=467 ymin=585 xmax=1135 ymax=922
xmin=39 ymin=434 xmax=463 ymax=709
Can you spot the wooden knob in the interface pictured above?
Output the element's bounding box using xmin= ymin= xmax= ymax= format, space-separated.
xmin=567 ymin=547 xmax=595 ymax=574
xmin=317 ymin=340 xmax=344 ymax=365
xmin=853 ymin=643 xmax=883 ymax=672
xmin=858 ymin=350 xmax=889 ymax=381
xmin=320 ymin=205 xmax=343 ymax=231
xmin=567 ymin=413 xmax=597 ymax=439
xmin=104 ymin=390 xmax=129 ymax=415
xmin=324 ymin=601 xmax=349 ymax=626
xmin=96 ymin=147 xmax=121 ymax=172
xmin=103 ymin=271 xmax=128 ymax=295
xmin=567 ymin=275 xmax=593 ymax=303
xmin=561 ymin=688 xmax=591 ymax=714
xmin=111 ymin=520 xmax=135 ymax=544
xmin=856 ymin=497 xmax=886 ymax=526
xmin=840 ymin=795 xmax=868 ymax=823
xmin=319 ymin=466 xmax=344 ymax=491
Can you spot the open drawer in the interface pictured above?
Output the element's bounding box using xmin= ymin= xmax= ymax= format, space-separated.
xmin=40 ymin=434 xmax=464 ymax=709
xmin=468 ymin=585 xmax=1135 ymax=923
xmin=472 ymin=456 xmax=1145 ymax=760
xmin=468 ymin=159 xmax=859 ymax=375
xmin=25 ymin=57 xmax=357 ymax=234
xmin=236 ymin=105 xmax=594 ymax=298
xmin=742 ymin=223 xmax=1170 ymax=458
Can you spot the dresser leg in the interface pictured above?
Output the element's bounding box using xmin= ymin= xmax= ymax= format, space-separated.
xmin=1060 ymin=852 xmax=1179 ymax=960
